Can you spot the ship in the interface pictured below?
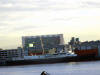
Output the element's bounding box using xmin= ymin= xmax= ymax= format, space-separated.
xmin=74 ymin=48 xmax=98 ymax=57
xmin=74 ymin=48 xmax=98 ymax=61
xmin=7 ymin=52 xmax=77 ymax=65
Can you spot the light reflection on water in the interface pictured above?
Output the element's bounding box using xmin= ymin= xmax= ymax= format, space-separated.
xmin=0 ymin=61 xmax=100 ymax=75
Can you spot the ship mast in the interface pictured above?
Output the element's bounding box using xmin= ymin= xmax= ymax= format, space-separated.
xmin=40 ymin=36 xmax=45 ymax=55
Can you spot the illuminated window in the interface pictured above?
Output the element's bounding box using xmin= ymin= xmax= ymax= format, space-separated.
xmin=29 ymin=44 xmax=33 ymax=47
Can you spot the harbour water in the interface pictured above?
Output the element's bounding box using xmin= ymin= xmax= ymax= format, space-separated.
xmin=0 ymin=61 xmax=100 ymax=75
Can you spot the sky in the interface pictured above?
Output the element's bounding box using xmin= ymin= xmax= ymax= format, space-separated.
xmin=0 ymin=0 xmax=100 ymax=49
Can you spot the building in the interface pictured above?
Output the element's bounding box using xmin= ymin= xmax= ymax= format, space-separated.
xmin=17 ymin=47 xmax=24 ymax=57
xmin=0 ymin=47 xmax=23 ymax=61
xmin=22 ymin=34 xmax=64 ymax=56
xmin=68 ymin=37 xmax=80 ymax=51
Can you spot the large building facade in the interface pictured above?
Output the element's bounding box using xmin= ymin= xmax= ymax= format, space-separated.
xmin=22 ymin=34 xmax=64 ymax=56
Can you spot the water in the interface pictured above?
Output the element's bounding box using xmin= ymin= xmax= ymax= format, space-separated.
xmin=0 ymin=61 xmax=100 ymax=75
